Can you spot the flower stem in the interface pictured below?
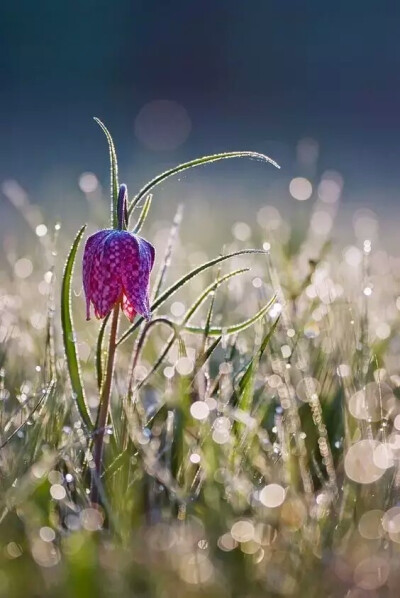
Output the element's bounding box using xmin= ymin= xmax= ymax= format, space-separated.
xmin=91 ymin=303 xmax=120 ymax=504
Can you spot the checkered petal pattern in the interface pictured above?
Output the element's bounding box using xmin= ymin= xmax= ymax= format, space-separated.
xmin=82 ymin=228 xmax=155 ymax=322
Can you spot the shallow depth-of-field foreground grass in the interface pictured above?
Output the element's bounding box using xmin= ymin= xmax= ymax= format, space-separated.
xmin=1 ymin=126 xmax=400 ymax=597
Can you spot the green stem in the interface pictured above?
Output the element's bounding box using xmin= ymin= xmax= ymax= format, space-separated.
xmin=91 ymin=303 xmax=120 ymax=504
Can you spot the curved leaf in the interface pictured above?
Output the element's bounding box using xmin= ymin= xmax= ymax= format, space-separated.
xmin=127 ymin=151 xmax=280 ymax=217
xmin=93 ymin=117 xmax=119 ymax=228
xmin=132 ymin=194 xmax=153 ymax=234
xmin=116 ymin=249 xmax=268 ymax=346
xmin=136 ymin=270 xmax=245 ymax=387
xmin=183 ymin=268 xmax=249 ymax=325
xmin=61 ymin=225 xmax=93 ymax=431
xmin=184 ymin=294 xmax=276 ymax=336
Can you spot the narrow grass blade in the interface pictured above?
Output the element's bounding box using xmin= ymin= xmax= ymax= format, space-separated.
xmin=184 ymin=268 xmax=248 ymax=324
xmin=137 ymin=277 xmax=269 ymax=389
xmin=202 ymin=272 xmax=219 ymax=350
xmin=235 ymin=316 xmax=280 ymax=426
xmin=61 ymin=225 xmax=93 ymax=431
xmin=96 ymin=312 xmax=110 ymax=390
xmin=238 ymin=315 xmax=281 ymax=394
xmin=184 ymin=294 xmax=276 ymax=336
xmin=129 ymin=318 xmax=177 ymax=392
xmin=237 ymin=361 xmax=254 ymax=420
xmin=44 ymin=264 xmax=56 ymax=382
xmin=0 ymin=379 xmax=55 ymax=450
xmin=117 ymin=249 xmax=268 ymax=346
xmin=137 ymin=335 xmax=177 ymax=389
xmin=135 ymin=271 xmax=241 ymax=388
xmin=93 ymin=117 xmax=119 ymax=228
xmin=132 ymin=194 xmax=153 ymax=234
xmin=152 ymin=204 xmax=183 ymax=301
xmin=194 ymin=335 xmax=222 ymax=370
xmin=128 ymin=151 xmax=280 ymax=216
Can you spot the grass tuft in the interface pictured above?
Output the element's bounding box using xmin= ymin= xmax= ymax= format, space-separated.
xmin=1 ymin=129 xmax=399 ymax=597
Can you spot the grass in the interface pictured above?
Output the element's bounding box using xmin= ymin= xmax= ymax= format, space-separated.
xmin=0 ymin=122 xmax=399 ymax=597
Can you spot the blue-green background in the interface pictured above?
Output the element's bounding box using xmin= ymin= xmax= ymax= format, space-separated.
xmin=1 ymin=1 xmax=400 ymax=222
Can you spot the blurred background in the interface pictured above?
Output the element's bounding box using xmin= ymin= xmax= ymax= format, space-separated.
xmin=1 ymin=1 xmax=400 ymax=248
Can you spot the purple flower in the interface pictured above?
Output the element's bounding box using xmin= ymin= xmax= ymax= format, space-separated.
xmin=83 ymin=185 xmax=155 ymax=322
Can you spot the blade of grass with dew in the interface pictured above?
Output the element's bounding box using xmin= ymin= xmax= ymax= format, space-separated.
xmin=0 ymin=379 xmax=55 ymax=450
xmin=93 ymin=117 xmax=119 ymax=228
xmin=44 ymin=224 xmax=62 ymax=382
xmin=171 ymin=407 xmax=185 ymax=484
xmin=184 ymin=294 xmax=276 ymax=336
xmin=192 ymin=266 xmax=218 ymax=409
xmin=193 ymin=335 xmax=222 ymax=373
xmin=184 ymin=268 xmax=249 ymax=324
xmin=128 ymin=317 xmax=178 ymax=394
xmin=3 ymin=392 xmax=48 ymax=437
xmin=117 ymin=249 xmax=269 ymax=346
xmin=135 ymin=338 xmax=222 ymax=455
xmin=134 ymin=286 xmax=272 ymax=391
xmin=121 ymin=204 xmax=184 ymax=421
xmin=136 ymin=334 xmax=178 ymax=390
xmin=135 ymin=269 xmax=248 ymax=388
xmin=127 ymin=151 xmax=280 ymax=217
xmin=152 ymin=204 xmax=183 ymax=301
xmin=44 ymin=263 xmax=56 ymax=382
xmin=237 ymin=314 xmax=281 ymax=396
xmin=132 ymin=194 xmax=153 ymax=234
xmin=96 ymin=312 xmax=110 ymax=390
xmin=103 ymin=446 xmax=139 ymax=479
xmin=201 ymin=271 xmax=218 ymax=352
xmin=234 ymin=316 xmax=281 ymax=439
xmin=140 ymin=279 xmax=265 ymax=399
xmin=3 ymin=451 xmax=59 ymax=514
xmin=61 ymin=225 xmax=93 ymax=431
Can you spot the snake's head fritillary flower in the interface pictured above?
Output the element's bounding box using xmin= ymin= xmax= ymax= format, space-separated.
xmin=83 ymin=185 xmax=155 ymax=322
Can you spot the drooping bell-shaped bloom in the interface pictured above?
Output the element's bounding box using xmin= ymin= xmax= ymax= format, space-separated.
xmin=82 ymin=184 xmax=155 ymax=322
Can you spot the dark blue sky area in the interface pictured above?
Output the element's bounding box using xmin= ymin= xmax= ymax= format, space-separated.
xmin=1 ymin=1 xmax=400 ymax=208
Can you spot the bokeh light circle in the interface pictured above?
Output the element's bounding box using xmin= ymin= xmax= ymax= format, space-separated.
xmin=344 ymin=440 xmax=385 ymax=484
xmin=289 ymin=177 xmax=312 ymax=201
xmin=259 ymin=484 xmax=285 ymax=508
xmin=134 ymin=100 xmax=191 ymax=151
